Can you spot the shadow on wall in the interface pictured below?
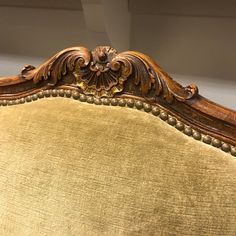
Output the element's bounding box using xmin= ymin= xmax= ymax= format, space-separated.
xmin=0 ymin=6 xmax=110 ymax=58
xmin=131 ymin=11 xmax=236 ymax=109
xmin=131 ymin=14 xmax=236 ymax=81
xmin=0 ymin=3 xmax=235 ymax=109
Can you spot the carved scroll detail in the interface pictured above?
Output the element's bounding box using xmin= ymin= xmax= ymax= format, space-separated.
xmin=116 ymin=51 xmax=198 ymax=103
xmin=0 ymin=46 xmax=198 ymax=103
xmin=1 ymin=46 xmax=236 ymax=148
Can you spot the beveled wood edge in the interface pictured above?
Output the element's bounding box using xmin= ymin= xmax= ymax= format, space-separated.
xmin=0 ymin=46 xmax=235 ymax=154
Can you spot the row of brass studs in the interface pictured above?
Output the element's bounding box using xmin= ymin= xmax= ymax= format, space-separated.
xmin=1 ymin=88 xmax=236 ymax=157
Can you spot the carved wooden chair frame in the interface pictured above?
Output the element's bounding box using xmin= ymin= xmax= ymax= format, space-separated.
xmin=0 ymin=46 xmax=235 ymax=156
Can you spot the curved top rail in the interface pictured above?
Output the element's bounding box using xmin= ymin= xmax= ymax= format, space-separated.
xmin=0 ymin=46 xmax=235 ymax=149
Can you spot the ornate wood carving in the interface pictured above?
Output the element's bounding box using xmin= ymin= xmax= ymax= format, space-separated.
xmin=0 ymin=46 xmax=198 ymax=102
xmin=0 ymin=46 xmax=236 ymax=151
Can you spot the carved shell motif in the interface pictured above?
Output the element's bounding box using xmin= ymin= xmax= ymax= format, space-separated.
xmin=74 ymin=46 xmax=132 ymax=97
xmin=17 ymin=46 xmax=198 ymax=102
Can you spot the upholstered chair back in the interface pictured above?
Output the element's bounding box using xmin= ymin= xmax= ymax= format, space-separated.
xmin=0 ymin=46 xmax=235 ymax=235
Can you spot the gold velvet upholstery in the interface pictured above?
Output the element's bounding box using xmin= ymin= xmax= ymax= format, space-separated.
xmin=0 ymin=98 xmax=235 ymax=235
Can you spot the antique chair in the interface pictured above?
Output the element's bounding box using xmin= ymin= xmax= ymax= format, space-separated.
xmin=0 ymin=46 xmax=235 ymax=235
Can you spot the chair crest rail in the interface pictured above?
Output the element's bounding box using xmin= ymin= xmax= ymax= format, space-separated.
xmin=0 ymin=46 xmax=236 ymax=149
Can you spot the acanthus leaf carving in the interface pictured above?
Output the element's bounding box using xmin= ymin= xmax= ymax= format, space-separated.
xmin=115 ymin=51 xmax=198 ymax=103
xmin=0 ymin=46 xmax=198 ymax=103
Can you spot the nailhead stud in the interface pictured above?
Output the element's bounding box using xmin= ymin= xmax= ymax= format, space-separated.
xmin=32 ymin=94 xmax=38 ymax=101
xmin=15 ymin=99 xmax=20 ymax=105
xmin=26 ymin=96 xmax=32 ymax=102
xmin=152 ymin=107 xmax=160 ymax=116
xmin=221 ymin=143 xmax=230 ymax=152
xmin=87 ymin=96 xmax=94 ymax=104
xmin=111 ymin=98 xmax=118 ymax=106
xmin=168 ymin=117 xmax=177 ymax=126
xmin=127 ymin=99 xmax=134 ymax=108
xmin=143 ymin=103 xmax=152 ymax=112
xmin=212 ymin=138 xmax=221 ymax=148
xmin=44 ymin=90 xmax=51 ymax=97
xmin=184 ymin=126 xmax=193 ymax=136
xmin=65 ymin=90 xmax=72 ymax=98
xmin=203 ymin=135 xmax=212 ymax=144
xmin=231 ymin=147 xmax=236 ymax=157
xmin=7 ymin=100 xmax=13 ymax=106
xmin=38 ymin=91 xmax=44 ymax=98
xmin=94 ymin=98 xmax=102 ymax=105
xmin=2 ymin=100 xmax=7 ymax=106
xmin=80 ymin=94 xmax=87 ymax=102
xmin=58 ymin=89 xmax=65 ymax=97
xmin=118 ymin=99 xmax=126 ymax=107
xmin=176 ymin=121 xmax=184 ymax=131
xmin=135 ymin=100 xmax=143 ymax=110
xmin=193 ymin=131 xmax=201 ymax=140
xmin=51 ymin=89 xmax=58 ymax=97
xmin=102 ymin=98 xmax=110 ymax=105
xmin=160 ymin=112 xmax=168 ymax=121
xmin=19 ymin=98 xmax=25 ymax=104
xmin=72 ymin=91 xmax=80 ymax=100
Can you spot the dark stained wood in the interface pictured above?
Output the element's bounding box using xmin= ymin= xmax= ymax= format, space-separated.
xmin=0 ymin=46 xmax=235 ymax=146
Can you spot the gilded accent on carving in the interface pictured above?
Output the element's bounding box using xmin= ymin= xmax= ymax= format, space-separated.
xmin=1 ymin=46 xmax=235 ymax=148
xmin=0 ymin=46 xmax=198 ymax=102
xmin=74 ymin=46 xmax=132 ymax=97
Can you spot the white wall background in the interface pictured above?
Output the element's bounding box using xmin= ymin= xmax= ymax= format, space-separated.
xmin=0 ymin=1 xmax=235 ymax=110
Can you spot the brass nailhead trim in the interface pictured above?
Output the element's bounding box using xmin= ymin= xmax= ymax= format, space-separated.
xmin=168 ymin=117 xmax=177 ymax=126
xmin=65 ymin=90 xmax=72 ymax=98
xmin=143 ymin=103 xmax=152 ymax=112
xmin=19 ymin=98 xmax=25 ymax=104
xmin=193 ymin=131 xmax=201 ymax=140
xmin=72 ymin=91 xmax=79 ymax=99
xmin=102 ymin=98 xmax=110 ymax=105
xmin=135 ymin=101 xmax=143 ymax=110
xmin=111 ymin=98 xmax=118 ymax=106
xmin=79 ymin=94 xmax=87 ymax=102
xmin=118 ymin=99 xmax=126 ymax=107
xmin=221 ymin=143 xmax=230 ymax=152
xmin=15 ymin=99 xmax=20 ymax=105
xmin=52 ymin=89 xmax=58 ymax=97
xmin=127 ymin=99 xmax=134 ymax=108
xmin=2 ymin=100 xmax=7 ymax=106
xmin=32 ymin=94 xmax=38 ymax=101
xmin=160 ymin=112 xmax=168 ymax=121
xmin=176 ymin=122 xmax=184 ymax=131
xmin=8 ymin=100 xmax=13 ymax=106
xmin=203 ymin=135 xmax=212 ymax=144
xmin=184 ymin=126 xmax=193 ymax=136
xmin=152 ymin=107 xmax=160 ymax=116
xmin=94 ymin=98 xmax=102 ymax=105
xmin=231 ymin=147 xmax=236 ymax=157
xmin=44 ymin=90 xmax=51 ymax=97
xmin=212 ymin=138 xmax=222 ymax=148
xmin=87 ymin=96 xmax=94 ymax=104
xmin=26 ymin=96 xmax=32 ymax=102
xmin=59 ymin=89 xmax=65 ymax=97
xmin=38 ymin=91 xmax=44 ymax=98
xmin=1 ymin=89 xmax=235 ymax=157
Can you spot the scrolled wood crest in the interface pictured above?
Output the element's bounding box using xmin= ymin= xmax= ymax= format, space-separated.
xmin=3 ymin=46 xmax=198 ymax=102
xmin=0 ymin=46 xmax=236 ymax=150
